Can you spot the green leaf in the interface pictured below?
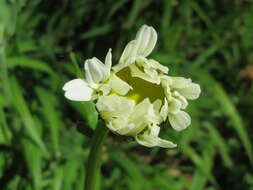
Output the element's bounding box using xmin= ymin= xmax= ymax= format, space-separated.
xmin=7 ymin=57 xmax=53 ymax=74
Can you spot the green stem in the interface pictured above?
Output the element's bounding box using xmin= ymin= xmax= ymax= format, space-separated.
xmin=84 ymin=121 xmax=108 ymax=190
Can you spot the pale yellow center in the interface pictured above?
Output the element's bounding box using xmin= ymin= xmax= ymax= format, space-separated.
xmin=116 ymin=68 xmax=165 ymax=103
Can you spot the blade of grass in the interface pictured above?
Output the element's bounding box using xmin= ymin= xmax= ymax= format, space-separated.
xmin=189 ymin=0 xmax=212 ymax=28
xmin=80 ymin=23 xmax=114 ymax=39
xmin=160 ymin=0 xmax=173 ymax=36
xmin=7 ymin=57 xmax=53 ymax=74
xmin=190 ymin=170 xmax=208 ymax=190
xmin=21 ymin=121 xmax=43 ymax=190
xmin=36 ymin=87 xmax=61 ymax=157
xmin=69 ymin=52 xmax=83 ymax=78
xmin=112 ymin=152 xmax=147 ymax=190
xmin=206 ymin=73 xmax=253 ymax=165
xmin=204 ymin=122 xmax=234 ymax=168
xmin=10 ymin=77 xmax=48 ymax=155
xmin=124 ymin=0 xmax=150 ymax=28
xmin=0 ymin=104 xmax=11 ymax=143
xmin=180 ymin=145 xmax=219 ymax=188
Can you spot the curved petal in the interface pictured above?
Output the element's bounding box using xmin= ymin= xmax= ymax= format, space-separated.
xmin=107 ymin=122 xmax=134 ymax=135
xmin=135 ymin=125 xmax=176 ymax=148
xmin=129 ymin=64 xmax=160 ymax=84
xmin=115 ymin=123 xmax=136 ymax=136
xmin=119 ymin=40 xmax=137 ymax=64
xmin=96 ymin=94 xmax=135 ymax=118
xmin=96 ymin=94 xmax=135 ymax=134
xmin=135 ymin=25 xmax=157 ymax=57
xmin=135 ymin=132 xmax=157 ymax=147
xmin=168 ymin=97 xmax=182 ymax=114
xmin=63 ymin=79 xmax=93 ymax=101
xmin=168 ymin=111 xmax=191 ymax=131
xmin=85 ymin=57 xmax=108 ymax=86
xmin=171 ymin=77 xmax=192 ymax=89
xmin=156 ymin=138 xmax=177 ymax=148
xmin=135 ymin=25 xmax=150 ymax=55
xmin=110 ymin=74 xmax=132 ymax=95
xmin=148 ymin=59 xmax=169 ymax=74
xmin=105 ymin=48 xmax=112 ymax=72
xmin=177 ymin=83 xmax=201 ymax=100
xmin=127 ymin=98 xmax=154 ymax=135
xmin=113 ymin=56 xmax=136 ymax=73
xmin=99 ymin=83 xmax=111 ymax=95
xmin=173 ymin=91 xmax=188 ymax=109
xmin=153 ymin=99 xmax=162 ymax=112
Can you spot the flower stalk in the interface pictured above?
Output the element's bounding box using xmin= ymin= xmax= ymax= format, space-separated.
xmin=84 ymin=120 xmax=108 ymax=190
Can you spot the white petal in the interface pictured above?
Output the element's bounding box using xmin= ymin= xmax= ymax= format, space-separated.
xmin=135 ymin=25 xmax=157 ymax=57
xmin=168 ymin=97 xmax=182 ymax=114
xmin=135 ymin=133 xmax=157 ymax=147
xmin=63 ymin=79 xmax=93 ymax=101
xmin=115 ymin=123 xmax=136 ymax=135
xmin=127 ymin=98 xmax=153 ymax=135
xmin=150 ymin=124 xmax=160 ymax=136
xmin=143 ymin=27 xmax=157 ymax=57
xmin=171 ymin=77 xmax=192 ymax=89
xmin=148 ymin=59 xmax=169 ymax=74
xmin=96 ymin=94 xmax=134 ymax=118
xmin=135 ymin=25 xmax=150 ymax=55
xmin=130 ymin=64 xmax=160 ymax=84
xmin=113 ymin=56 xmax=136 ymax=73
xmin=168 ymin=111 xmax=191 ymax=131
xmin=156 ymin=138 xmax=177 ymax=148
xmin=135 ymin=125 xmax=176 ymax=148
xmin=153 ymin=99 xmax=162 ymax=112
xmin=105 ymin=48 xmax=112 ymax=72
xmin=85 ymin=57 xmax=108 ymax=86
xmin=99 ymin=83 xmax=111 ymax=95
xmin=152 ymin=99 xmax=164 ymax=123
xmin=107 ymin=122 xmax=134 ymax=135
xmin=177 ymin=83 xmax=201 ymax=100
xmin=119 ymin=40 xmax=137 ymax=64
xmin=161 ymin=75 xmax=172 ymax=86
xmin=96 ymin=95 xmax=135 ymax=134
xmin=110 ymin=74 xmax=132 ymax=95
xmin=173 ymin=91 xmax=188 ymax=109
xmin=106 ymin=122 xmax=118 ymax=132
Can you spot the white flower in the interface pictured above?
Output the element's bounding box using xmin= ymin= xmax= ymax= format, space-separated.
xmin=63 ymin=25 xmax=201 ymax=148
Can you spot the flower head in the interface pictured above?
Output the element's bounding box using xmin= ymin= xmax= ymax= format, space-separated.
xmin=63 ymin=25 xmax=201 ymax=148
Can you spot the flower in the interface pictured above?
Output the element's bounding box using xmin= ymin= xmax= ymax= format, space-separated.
xmin=63 ymin=25 xmax=201 ymax=148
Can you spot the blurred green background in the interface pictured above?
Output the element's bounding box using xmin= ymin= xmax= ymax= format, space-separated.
xmin=1 ymin=0 xmax=253 ymax=189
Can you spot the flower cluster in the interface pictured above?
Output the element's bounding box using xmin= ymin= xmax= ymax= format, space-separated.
xmin=63 ymin=25 xmax=201 ymax=148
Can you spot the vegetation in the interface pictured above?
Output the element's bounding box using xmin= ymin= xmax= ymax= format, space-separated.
xmin=1 ymin=0 xmax=253 ymax=189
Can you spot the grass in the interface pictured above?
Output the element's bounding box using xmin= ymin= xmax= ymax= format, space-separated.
xmin=1 ymin=0 xmax=253 ymax=189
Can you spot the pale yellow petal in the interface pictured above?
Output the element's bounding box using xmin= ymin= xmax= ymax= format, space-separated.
xmin=171 ymin=77 xmax=191 ymax=89
xmin=177 ymin=83 xmax=201 ymax=100
xmin=168 ymin=111 xmax=191 ymax=131
xmin=110 ymin=74 xmax=132 ymax=95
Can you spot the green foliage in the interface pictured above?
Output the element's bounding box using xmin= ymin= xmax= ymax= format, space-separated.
xmin=1 ymin=0 xmax=253 ymax=189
